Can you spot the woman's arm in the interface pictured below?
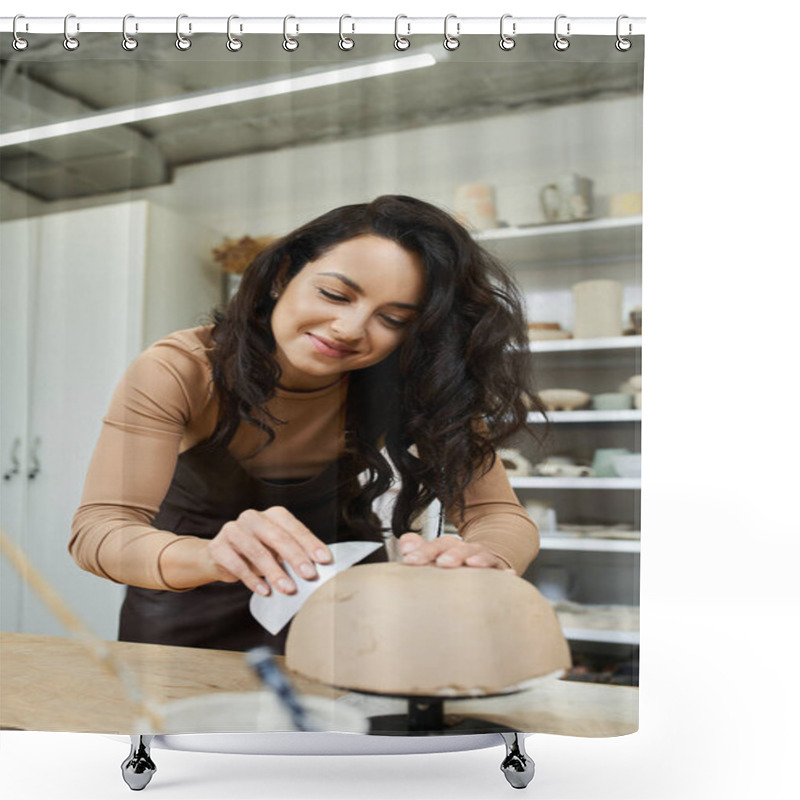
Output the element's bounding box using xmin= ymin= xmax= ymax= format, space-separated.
xmin=69 ymin=336 xmax=218 ymax=590
xmin=399 ymin=449 xmax=540 ymax=576
xmin=445 ymin=452 xmax=540 ymax=574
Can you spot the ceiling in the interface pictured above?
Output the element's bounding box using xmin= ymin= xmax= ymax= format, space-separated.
xmin=0 ymin=33 xmax=643 ymax=202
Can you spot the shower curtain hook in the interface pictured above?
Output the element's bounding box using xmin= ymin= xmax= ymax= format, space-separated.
xmin=443 ymin=14 xmax=460 ymax=51
xmin=499 ymin=14 xmax=516 ymax=50
xmin=12 ymin=15 xmax=29 ymax=51
xmin=63 ymin=14 xmax=80 ymax=51
xmin=175 ymin=14 xmax=192 ymax=51
xmin=283 ymin=15 xmax=299 ymax=51
xmin=339 ymin=15 xmax=355 ymax=50
xmin=553 ymin=14 xmax=570 ymax=51
xmin=226 ymin=15 xmax=243 ymax=52
xmin=394 ymin=15 xmax=411 ymax=50
xmin=615 ymin=15 xmax=632 ymax=51
xmin=121 ymin=15 xmax=138 ymax=51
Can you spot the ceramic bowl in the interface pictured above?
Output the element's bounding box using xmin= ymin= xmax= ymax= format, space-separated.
xmin=537 ymin=388 xmax=591 ymax=411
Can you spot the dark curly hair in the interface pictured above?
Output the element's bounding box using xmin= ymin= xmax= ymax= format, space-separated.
xmin=207 ymin=195 xmax=551 ymax=540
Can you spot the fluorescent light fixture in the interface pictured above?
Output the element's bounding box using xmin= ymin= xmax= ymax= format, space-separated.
xmin=0 ymin=49 xmax=439 ymax=148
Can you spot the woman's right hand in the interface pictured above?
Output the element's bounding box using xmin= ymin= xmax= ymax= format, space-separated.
xmin=201 ymin=506 xmax=333 ymax=596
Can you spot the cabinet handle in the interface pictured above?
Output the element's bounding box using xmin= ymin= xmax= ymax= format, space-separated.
xmin=3 ymin=437 xmax=21 ymax=481
xmin=27 ymin=436 xmax=41 ymax=480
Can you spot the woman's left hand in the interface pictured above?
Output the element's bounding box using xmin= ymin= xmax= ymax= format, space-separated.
xmin=398 ymin=532 xmax=515 ymax=573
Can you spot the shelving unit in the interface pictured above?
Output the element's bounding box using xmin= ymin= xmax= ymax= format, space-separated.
xmin=560 ymin=627 xmax=639 ymax=646
xmin=540 ymin=535 xmax=640 ymax=554
xmin=479 ymin=217 xmax=641 ymax=684
xmin=474 ymin=216 xmax=642 ymax=267
xmin=511 ymin=477 xmax=640 ymax=489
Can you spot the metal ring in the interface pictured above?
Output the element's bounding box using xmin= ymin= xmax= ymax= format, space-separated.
xmin=122 ymin=14 xmax=138 ymax=51
xmin=615 ymin=15 xmax=632 ymax=51
xmin=175 ymin=13 xmax=191 ymax=51
xmin=12 ymin=15 xmax=29 ymax=51
xmin=499 ymin=14 xmax=516 ymax=51
xmin=394 ymin=15 xmax=410 ymax=51
xmin=553 ymin=14 xmax=570 ymax=51
xmin=226 ymin=15 xmax=243 ymax=52
xmin=339 ymin=15 xmax=355 ymax=50
xmin=63 ymin=13 xmax=80 ymax=51
xmin=283 ymin=15 xmax=299 ymax=51
xmin=443 ymin=14 xmax=460 ymax=51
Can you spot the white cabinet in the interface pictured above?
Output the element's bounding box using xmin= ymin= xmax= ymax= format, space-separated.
xmin=0 ymin=200 xmax=221 ymax=639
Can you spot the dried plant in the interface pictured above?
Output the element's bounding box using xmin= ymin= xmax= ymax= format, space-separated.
xmin=212 ymin=235 xmax=277 ymax=274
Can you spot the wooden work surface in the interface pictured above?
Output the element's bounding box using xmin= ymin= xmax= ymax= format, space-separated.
xmin=0 ymin=632 xmax=637 ymax=737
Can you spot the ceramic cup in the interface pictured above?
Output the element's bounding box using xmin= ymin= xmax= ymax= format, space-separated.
xmin=572 ymin=280 xmax=623 ymax=339
xmin=453 ymin=183 xmax=498 ymax=231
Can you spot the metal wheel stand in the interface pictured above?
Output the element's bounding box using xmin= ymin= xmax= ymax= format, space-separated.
xmin=120 ymin=731 xmax=535 ymax=790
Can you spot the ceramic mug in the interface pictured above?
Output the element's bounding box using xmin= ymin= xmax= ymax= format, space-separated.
xmin=540 ymin=173 xmax=594 ymax=222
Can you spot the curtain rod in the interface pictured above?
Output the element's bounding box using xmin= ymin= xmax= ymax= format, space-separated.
xmin=1 ymin=16 xmax=646 ymax=37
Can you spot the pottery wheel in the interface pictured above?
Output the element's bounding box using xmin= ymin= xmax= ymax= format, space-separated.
xmin=335 ymin=686 xmax=522 ymax=736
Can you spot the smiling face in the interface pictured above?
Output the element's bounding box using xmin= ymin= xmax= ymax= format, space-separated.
xmin=270 ymin=234 xmax=426 ymax=391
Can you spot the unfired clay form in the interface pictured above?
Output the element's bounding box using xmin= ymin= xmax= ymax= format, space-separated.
xmin=285 ymin=563 xmax=572 ymax=697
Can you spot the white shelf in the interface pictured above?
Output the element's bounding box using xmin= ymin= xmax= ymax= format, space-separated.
xmin=527 ymin=335 xmax=641 ymax=353
xmin=561 ymin=627 xmax=640 ymax=646
xmin=540 ymin=535 xmax=640 ymax=553
xmin=475 ymin=216 xmax=642 ymax=266
xmin=528 ymin=410 xmax=641 ymax=423
xmin=510 ymin=477 xmax=641 ymax=489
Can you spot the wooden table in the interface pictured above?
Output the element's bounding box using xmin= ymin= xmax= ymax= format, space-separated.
xmin=0 ymin=632 xmax=637 ymax=737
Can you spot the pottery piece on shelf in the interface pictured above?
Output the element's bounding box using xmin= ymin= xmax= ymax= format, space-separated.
xmin=611 ymin=453 xmax=641 ymax=478
xmin=572 ymin=279 xmax=623 ymax=339
xmin=528 ymin=329 xmax=572 ymax=341
xmin=618 ymin=374 xmax=642 ymax=394
xmin=591 ymin=448 xmax=631 ymax=477
xmin=534 ymin=458 xmax=593 ymax=478
xmin=540 ymin=173 xmax=594 ymax=222
xmin=608 ymin=191 xmax=643 ymax=218
xmin=453 ymin=183 xmax=498 ymax=231
xmin=592 ymin=392 xmax=633 ymax=411
xmin=535 ymin=566 xmax=574 ymax=602
xmin=630 ymin=306 xmax=642 ymax=335
xmin=524 ymin=501 xmax=558 ymax=533
xmin=537 ymin=388 xmax=592 ymax=412
xmin=496 ymin=448 xmax=535 ymax=477
xmin=527 ymin=322 xmax=571 ymax=342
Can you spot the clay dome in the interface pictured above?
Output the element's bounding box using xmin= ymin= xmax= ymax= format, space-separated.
xmin=285 ymin=562 xmax=572 ymax=697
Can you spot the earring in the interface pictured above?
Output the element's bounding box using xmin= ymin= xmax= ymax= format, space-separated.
xmin=270 ymin=289 xmax=280 ymax=299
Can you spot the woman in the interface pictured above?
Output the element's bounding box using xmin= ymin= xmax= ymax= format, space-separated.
xmin=70 ymin=195 xmax=550 ymax=652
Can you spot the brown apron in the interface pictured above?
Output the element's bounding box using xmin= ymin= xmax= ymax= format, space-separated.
xmin=118 ymin=438 xmax=387 ymax=653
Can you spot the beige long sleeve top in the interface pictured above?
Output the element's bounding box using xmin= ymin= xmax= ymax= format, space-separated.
xmin=70 ymin=326 xmax=539 ymax=590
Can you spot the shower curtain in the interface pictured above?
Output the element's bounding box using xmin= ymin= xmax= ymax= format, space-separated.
xmin=0 ymin=19 xmax=643 ymax=740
